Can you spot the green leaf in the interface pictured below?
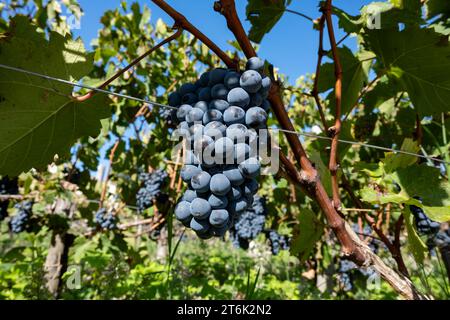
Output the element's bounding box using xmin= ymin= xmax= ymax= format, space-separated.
xmin=290 ymin=209 xmax=324 ymax=263
xmin=318 ymin=47 xmax=370 ymax=115
xmin=403 ymin=206 xmax=427 ymax=265
xmin=246 ymin=0 xmax=291 ymax=43
xmin=365 ymin=28 xmax=450 ymax=116
xmin=360 ymin=187 xmax=409 ymax=204
xmin=309 ymin=150 xmax=332 ymax=196
xmin=383 ymin=138 xmax=420 ymax=172
xmin=0 ymin=17 xmax=110 ymax=176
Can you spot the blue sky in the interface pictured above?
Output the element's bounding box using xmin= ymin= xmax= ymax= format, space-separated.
xmin=74 ymin=0 xmax=374 ymax=82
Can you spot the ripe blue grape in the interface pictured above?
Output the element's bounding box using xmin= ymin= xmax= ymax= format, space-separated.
xmin=190 ymin=198 xmax=212 ymax=220
xmin=186 ymin=107 xmax=205 ymax=124
xmin=209 ymin=99 xmax=229 ymax=111
xmin=208 ymin=193 xmax=229 ymax=209
xmin=190 ymin=217 xmax=210 ymax=234
xmin=223 ymin=106 xmax=245 ymax=125
xmin=226 ymin=123 xmax=248 ymax=143
xmin=198 ymin=87 xmax=211 ymax=101
xmin=168 ymin=92 xmax=182 ymax=107
xmin=209 ymin=209 xmax=229 ymax=227
xmin=228 ymin=186 xmax=243 ymax=200
xmin=199 ymin=71 xmax=210 ymax=87
xmin=240 ymin=70 xmax=262 ymax=93
xmin=208 ymin=68 xmax=227 ymax=86
xmin=223 ymin=166 xmax=245 ymax=186
xmin=210 ymin=173 xmax=231 ymax=196
xmin=179 ymin=83 xmax=197 ymax=96
xmin=176 ymin=104 xmax=193 ymax=122
xmin=239 ymin=158 xmax=261 ymax=178
xmin=203 ymin=109 xmax=223 ymax=124
xmin=191 ymin=171 xmax=211 ymax=193
xmin=245 ymin=107 xmax=267 ymax=128
xmin=246 ymin=57 xmax=265 ymax=73
xmin=180 ymin=165 xmax=202 ymax=183
xmin=224 ymin=71 xmax=241 ymax=89
xmin=211 ymin=83 xmax=229 ymax=100
xmin=175 ymin=200 xmax=192 ymax=223
xmin=227 ymin=88 xmax=250 ymax=108
xmin=194 ymin=101 xmax=209 ymax=112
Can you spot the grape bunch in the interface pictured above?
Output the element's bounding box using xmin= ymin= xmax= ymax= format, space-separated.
xmin=171 ymin=57 xmax=271 ymax=239
xmin=409 ymin=203 xmax=440 ymax=235
xmin=0 ymin=176 xmax=19 ymax=221
xmin=136 ymin=170 xmax=169 ymax=213
xmin=94 ymin=208 xmax=118 ymax=230
xmin=9 ymin=200 xmax=33 ymax=233
xmin=229 ymin=195 xmax=267 ymax=249
xmin=409 ymin=200 xmax=449 ymax=250
xmin=267 ymin=230 xmax=289 ymax=255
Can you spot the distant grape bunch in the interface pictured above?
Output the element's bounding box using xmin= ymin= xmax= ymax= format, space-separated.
xmin=171 ymin=57 xmax=271 ymax=239
xmin=266 ymin=230 xmax=289 ymax=255
xmin=9 ymin=200 xmax=33 ymax=233
xmin=0 ymin=176 xmax=19 ymax=221
xmin=94 ymin=208 xmax=118 ymax=230
xmin=409 ymin=202 xmax=450 ymax=249
xmin=136 ymin=170 xmax=169 ymax=213
xmin=229 ymin=195 xmax=267 ymax=249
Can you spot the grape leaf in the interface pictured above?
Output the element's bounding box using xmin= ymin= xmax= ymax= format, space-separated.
xmin=383 ymin=138 xmax=419 ymax=173
xmin=403 ymin=207 xmax=427 ymax=265
xmin=318 ymin=46 xmax=370 ymax=115
xmin=290 ymin=209 xmax=324 ymax=263
xmin=0 ymin=16 xmax=110 ymax=176
xmin=365 ymin=28 xmax=450 ymax=116
xmin=246 ymin=0 xmax=292 ymax=44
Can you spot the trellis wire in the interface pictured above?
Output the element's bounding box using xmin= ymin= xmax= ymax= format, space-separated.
xmin=0 ymin=63 xmax=448 ymax=165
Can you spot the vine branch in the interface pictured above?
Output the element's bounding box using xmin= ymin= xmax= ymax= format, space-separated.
xmin=323 ymin=0 xmax=343 ymax=210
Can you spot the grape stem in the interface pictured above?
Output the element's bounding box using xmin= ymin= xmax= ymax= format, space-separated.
xmin=323 ymin=0 xmax=343 ymax=211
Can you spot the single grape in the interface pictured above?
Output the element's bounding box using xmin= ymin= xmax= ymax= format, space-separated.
xmin=250 ymin=93 xmax=263 ymax=107
xmin=190 ymin=217 xmax=210 ymax=234
xmin=223 ymin=166 xmax=245 ymax=186
xmin=240 ymin=70 xmax=262 ymax=93
xmin=182 ymin=93 xmax=198 ymax=105
xmin=199 ymin=71 xmax=210 ymax=87
xmin=211 ymin=83 xmax=229 ymax=100
xmin=168 ymin=92 xmax=182 ymax=106
xmin=208 ymin=194 xmax=229 ymax=209
xmin=181 ymin=189 xmax=198 ymax=202
xmin=190 ymin=198 xmax=212 ymax=220
xmin=227 ymin=185 xmax=243 ymax=200
xmin=239 ymin=158 xmax=261 ymax=178
xmin=210 ymin=173 xmax=232 ymax=196
xmin=176 ymin=104 xmax=193 ymax=122
xmin=223 ymin=106 xmax=246 ymax=125
xmin=186 ymin=107 xmax=205 ymax=124
xmin=194 ymin=101 xmax=209 ymax=112
xmin=203 ymin=109 xmax=223 ymax=124
xmin=179 ymin=83 xmax=197 ymax=96
xmin=180 ymin=165 xmax=202 ymax=183
xmin=226 ymin=124 xmax=248 ymax=143
xmin=191 ymin=171 xmax=211 ymax=193
xmin=246 ymin=57 xmax=265 ymax=73
xmin=227 ymin=88 xmax=250 ymax=108
xmin=175 ymin=201 xmax=192 ymax=222
xmin=245 ymin=107 xmax=267 ymax=128
xmin=209 ymin=99 xmax=229 ymax=112
xmin=224 ymin=71 xmax=241 ymax=89
xmin=209 ymin=209 xmax=230 ymax=227
xmin=208 ymin=68 xmax=227 ymax=86
xmin=198 ymin=87 xmax=211 ymax=101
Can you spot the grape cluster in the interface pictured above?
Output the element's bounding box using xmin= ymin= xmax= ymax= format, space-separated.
xmin=9 ymin=200 xmax=33 ymax=233
xmin=0 ymin=176 xmax=19 ymax=221
xmin=94 ymin=208 xmax=118 ymax=230
xmin=409 ymin=201 xmax=449 ymax=250
xmin=229 ymin=195 xmax=267 ymax=249
xmin=136 ymin=170 xmax=169 ymax=213
xmin=171 ymin=57 xmax=271 ymax=239
xmin=267 ymin=230 xmax=289 ymax=255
